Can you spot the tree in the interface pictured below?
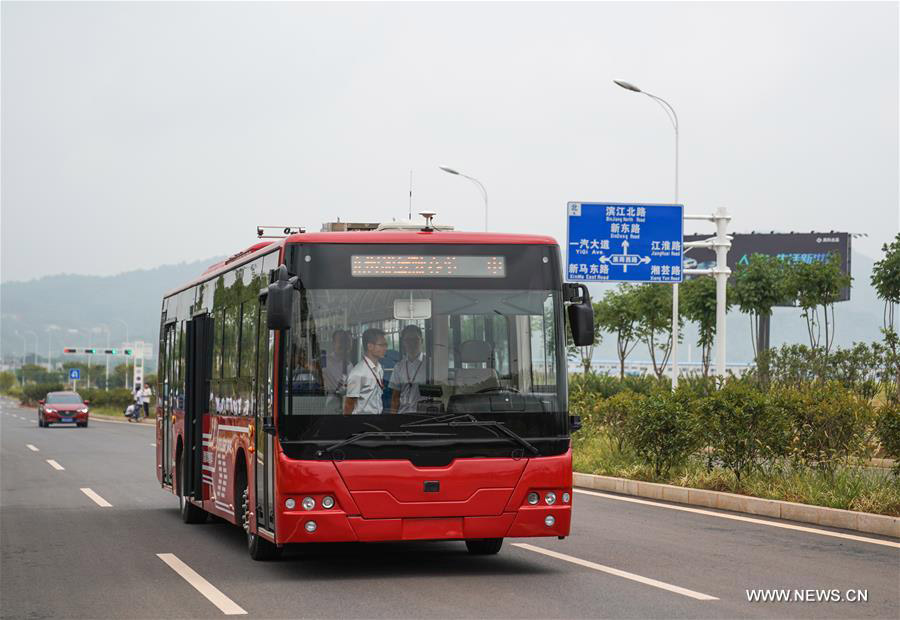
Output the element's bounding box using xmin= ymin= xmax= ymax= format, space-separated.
xmin=681 ymin=276 xmax=731 ymax=376
xmin=871 ymin=233 xmax=900 ymax=397
xmin=633 ymin=284 xmax=679 ymax=380
xmin=732 ymin=254 xmax=789 ymax=359
xmin=0 ymin=371 xmax=15 ymax=393
xmin=785 ymin=253 xmax=851 ymax=355
xmin=595 ymin=285 xmax=641 ymax=379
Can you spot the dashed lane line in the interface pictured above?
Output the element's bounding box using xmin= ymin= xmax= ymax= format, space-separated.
xmin=80 ymin=488 xmax=113 ymax=507
xmin=574 ymin=489 xmax=900 ymax=549
xmin=26 ymin=444 xmax=39 ymax=452
xmin=157 ymin=553 xmax=247 ymax=615
xmin=46 ymin=459 xmax=65 ymax=471
xmin=513 ymin=543 xmax=719 ymax=601
xmin=151 ymin=443 xmax=157 ymax=447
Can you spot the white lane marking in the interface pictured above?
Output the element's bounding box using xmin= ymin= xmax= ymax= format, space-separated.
xmin=26 ymin=444 xmax=39 ymax=452
xmin=80 ymin=487 xmax=113 ymax=507
xmin=514 ymin=543 xmax=719 ymax=601
xmin=574 ymin=489 xmax=900 ymax=549
xmin=157 ymin=553 xmax=247 ymax=615
xmin=46 ymin=459 xmax=65 ymax=470
xmin=150 ymin=443 xmax=157 ymax=447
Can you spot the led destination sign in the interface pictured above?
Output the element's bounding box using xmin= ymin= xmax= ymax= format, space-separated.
xmin=351 ymin=255 xmax=505 ymax=278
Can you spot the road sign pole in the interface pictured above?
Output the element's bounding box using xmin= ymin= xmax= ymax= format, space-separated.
xmin=672 ymin=282 xmax=679 ymax=388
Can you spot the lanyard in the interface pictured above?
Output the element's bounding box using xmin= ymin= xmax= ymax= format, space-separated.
xmin=404 ymin=357 xmax=424 ymax=393
xmin=364 ymin=357 xmax=384 ymax=390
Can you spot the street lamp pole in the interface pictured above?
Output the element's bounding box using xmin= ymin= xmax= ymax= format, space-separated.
xmin=98 ymin=325 xmax=111 ymax=391
xmin=614 ymin=80 xmax=681 ymax=388
xmin=113 ymin=318 xmax=130 ymax=390
xmin=438 ymin=165 xmax=489 ymax=231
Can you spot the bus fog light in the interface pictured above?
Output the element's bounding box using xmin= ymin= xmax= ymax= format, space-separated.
xmin=301 ymin=496 xmax=315 ymax=511
xmin=322 ymin=495 xmax=335 ymax=509
xmin=527 ymin=492 xmax=539 ymax=505
xmin=544 ymin=515 xmax=556 ymax=527
xmin=285 ymin=498 xmax=296 ymax=510
xmin=545 ymin=491 xmax=557 ymax=505
xmin=562 ymin=492 xmax=570 ymax=503
xmin=305 ymin=520 xmax=317 ymax=533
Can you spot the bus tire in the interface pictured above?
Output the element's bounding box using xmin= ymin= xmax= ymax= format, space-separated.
xmin=178 ymin=450 xmax=206 ymax=524
xmin=465 ymin=538 xmax=503 ymax=555
xmin=238 ymin=479 xmax=279 ymax=561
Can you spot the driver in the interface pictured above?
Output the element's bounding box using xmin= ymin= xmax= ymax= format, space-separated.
xmin=390 ymin=325 xmax=427 ymax=414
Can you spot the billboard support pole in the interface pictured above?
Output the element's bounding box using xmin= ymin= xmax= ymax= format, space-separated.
xmin=714 ymin=208 xmax=731 ymax=380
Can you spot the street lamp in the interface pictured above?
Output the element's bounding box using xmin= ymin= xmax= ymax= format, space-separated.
xmin=96 ymin=325 xmax=111 ymax=391
xmin=25 ymin=330 xmax=38 ymax=367
xmin=438 ymin=165 xmax=489 ymax=231
xmin=613 ymin=79 xmax=682 ymax=388
xmin=46 ymin=326 xmax=60 ymax=373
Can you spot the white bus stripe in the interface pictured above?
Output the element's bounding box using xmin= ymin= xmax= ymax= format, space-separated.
xmin=46 ymin=459 xmax=64 ymax=470
xmin=216 ymin=425 xmax=249 ymax=433
xmin=513 ymin=543 xmax=719 ymax=601
xmin=80 ymin=488 xmax=113 ymax=507
xmin=574 ymin=489 xmax=900 ymax=549
xmin=156 ymin=553 xmax=247 ymax=615
xmin=26 ymin=444 xmax=39 ymax=452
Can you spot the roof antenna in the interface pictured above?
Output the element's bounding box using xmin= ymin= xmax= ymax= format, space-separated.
xmin=408 ymin=169 xmax=413 ymax=221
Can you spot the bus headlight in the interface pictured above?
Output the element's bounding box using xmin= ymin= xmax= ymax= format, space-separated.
xmin=527 ymin=492 xmax=539 ymax=505
xmin=285 ymin=498 xmax=296 ymax=510
xmin=545 ymin=492 xmax=557 ymax=505
xmin=301 ymin=496 xmax=315 ymax=511
xmin=321 ymin=496 xmax=335 ymax=509
xmin=305 ymin=520 xmax=317 ymax=533
xmin=562 ymin=492 xmax=570 ymax=503
xmin=545 ymin=515 xmax=556 ymax=527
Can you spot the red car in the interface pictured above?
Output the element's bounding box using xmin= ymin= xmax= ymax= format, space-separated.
xmin=38 ymin=391 xmax=90 ymax=428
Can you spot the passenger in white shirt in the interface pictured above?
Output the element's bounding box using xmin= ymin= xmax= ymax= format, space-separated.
xmin=344 ymin=328 xmax=387 ymax=415
xmin=390 ymin=325 xmax=427 ymax=414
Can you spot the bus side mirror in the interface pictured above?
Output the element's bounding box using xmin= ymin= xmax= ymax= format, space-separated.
xmin=266 ymin=265 xmax=297 ymax=330
xmin=564 ymin=283 xmax=594 ymax=347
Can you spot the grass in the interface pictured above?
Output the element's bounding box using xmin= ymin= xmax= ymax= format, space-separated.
xmin=573 ymin=430 xmax=900 ymax=517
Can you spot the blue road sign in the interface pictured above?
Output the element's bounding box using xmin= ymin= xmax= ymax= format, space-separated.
xmin=566 ymin=202 xmax=684 ymax=283
xmin=69 ymin=368 xmax=81 ymax=380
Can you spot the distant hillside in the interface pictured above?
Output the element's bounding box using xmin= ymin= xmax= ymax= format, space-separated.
xmin=0 ymin=256 xmax=223 ymax=368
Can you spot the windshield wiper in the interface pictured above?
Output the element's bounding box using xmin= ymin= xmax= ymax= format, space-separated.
xmin=321 ymin=430 xmax=454 ymax=454
xmin=404 ymin=415 xmax=539 ymax=456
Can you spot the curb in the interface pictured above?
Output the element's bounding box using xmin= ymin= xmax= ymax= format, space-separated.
xmin=573 ymin=472 xmax=900 ymax=539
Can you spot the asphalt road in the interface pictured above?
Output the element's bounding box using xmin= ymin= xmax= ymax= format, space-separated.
xmin=2 ymin=397 xmax=898 ymax=619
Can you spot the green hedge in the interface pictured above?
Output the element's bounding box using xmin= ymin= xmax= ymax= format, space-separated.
xmin=570 ymin=375 xmax=888 ymax=480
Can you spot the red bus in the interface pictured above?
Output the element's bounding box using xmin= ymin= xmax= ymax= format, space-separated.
xmin=156 ymin=221 xmax=593 ymax=560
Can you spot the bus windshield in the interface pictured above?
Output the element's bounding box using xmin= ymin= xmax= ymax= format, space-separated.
xmin=284 ymin=288 xmax=563 ymax=417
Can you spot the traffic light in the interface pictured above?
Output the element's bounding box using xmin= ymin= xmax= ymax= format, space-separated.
xmin=84 ymin=348 xmax=96 ymax=354
xmin=123 ymin=349 xmax=133 ymax=356
xmin=103 ymin=348 xmax=117 ymax=355
xmin=63 ymin=348 xmax=77 ymax=354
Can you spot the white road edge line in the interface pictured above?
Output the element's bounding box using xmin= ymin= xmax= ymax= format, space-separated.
xmin=46 ymin=459 xmax=65 ymax=471
xmin=574 ymin=489 xmax=900 ymax=549
xmin=157 ymin=553 xmax=247 ymax=615
xmin=513 ymin=543 xmax=718 ymax=601
xmin=80 ymin=487 xmax=113 ymax=507
xmin=26 ymin=444 xmax=39 ymax=452
xmin=150 ymin=443 xmax=157 ymax=447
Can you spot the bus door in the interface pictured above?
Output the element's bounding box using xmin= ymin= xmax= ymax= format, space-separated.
xmin=184 ymin=315 xmax=213 ymax=501
xmin=254 ymin=299 xmax=276 ymax=534
xmin=160 ymin=321 xmax=177 ymax=486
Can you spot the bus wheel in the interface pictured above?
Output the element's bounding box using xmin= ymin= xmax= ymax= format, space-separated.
xmin=240 ymin=485 xmax=280 ymax=561
xmin=465 ymin=538 xmax=503 ymax=555
xmin=178 ymin=452 xmax=206 ymax=524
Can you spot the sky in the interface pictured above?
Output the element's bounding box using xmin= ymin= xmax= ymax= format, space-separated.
xmin=1 ymin=1 xmax=898 ymax=283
